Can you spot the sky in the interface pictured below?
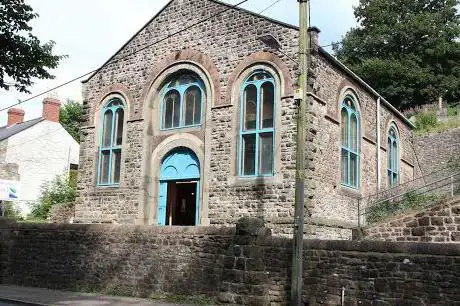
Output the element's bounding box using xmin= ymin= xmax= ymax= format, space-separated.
xmin=0 ymin=0 xmax=359 ymax=125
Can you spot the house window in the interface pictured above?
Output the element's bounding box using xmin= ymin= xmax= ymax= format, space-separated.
xmin=97 ymin=97 xmax=125 ymax=186
xmin=161 ymin=74 xmax=203 ymax=130
xmin=388 ymin=126 xmax=399 ymax=187
xmin=341 ymin=95 xmax=360 ymax=188
xmin=239 ymin=71 xmax=275 ymax=177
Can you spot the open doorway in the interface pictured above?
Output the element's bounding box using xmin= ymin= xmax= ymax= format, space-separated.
xmin=158 ymin=148 xmax=201 ymax=226
xmin=165 ymin=181 xmax=197 ymax=226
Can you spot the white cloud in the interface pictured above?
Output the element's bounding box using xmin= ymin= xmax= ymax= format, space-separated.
xmin=0 ymin=0 xmax=358 ymax=125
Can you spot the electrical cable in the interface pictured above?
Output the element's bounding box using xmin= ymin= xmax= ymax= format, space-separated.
xmin=0 ymin=0 xmax=252 ymax=113
xmin=1 ymin=0 xmax=285 ymax=155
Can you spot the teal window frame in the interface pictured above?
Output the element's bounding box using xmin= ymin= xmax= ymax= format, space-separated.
xmin=340 ymin=95 xmax=360 ymax=189
xmin=238 ymin=71 xmax=275 ymax=177
xmin=387 ymin=126 xmax=399 ymax=187
xmin=97 ymin=98 xmax=125 ymax=186
xmin=160 ymin=74 xmax=204 ymax=130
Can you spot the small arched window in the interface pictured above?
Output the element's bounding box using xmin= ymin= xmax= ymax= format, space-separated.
xmin=341 ymin=95 xmax=360 ymax=188
xmin=161 ymin=74 xmax=204 ymax=129
xmin=388 ymin=126 xmax=399 ymax=187
xmin=98 ymin=97 xmax=125 ymax=185
xmin=239 ymin=71 xmax=275 ymax=176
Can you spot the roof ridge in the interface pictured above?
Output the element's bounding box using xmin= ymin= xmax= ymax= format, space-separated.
xmin=0 ymin=118 xmax=46 ymax=141
xmin=209 ymin=0 xmax=297 ymax=30
xmin=82 ymin=0 xmax=297 ymax=83
xmin=0 ymin=117 xmax=44 ymax=130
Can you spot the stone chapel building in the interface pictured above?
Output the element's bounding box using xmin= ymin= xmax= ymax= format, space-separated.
xmin=75 ymin=0 xmax=416 ymax=239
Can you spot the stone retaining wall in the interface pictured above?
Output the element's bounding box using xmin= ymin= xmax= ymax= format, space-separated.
xmin=1 ymin=218 xmax=459 ymax=305
xmin=47 ymin=204 xmax=75 ymax=223
xmin=414 ymin=127 xmax=460 ymax=177
xmin=361 ymin=196 xmax=460 ymax=243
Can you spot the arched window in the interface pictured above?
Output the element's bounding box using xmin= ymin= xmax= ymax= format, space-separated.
xmin=161 ymin=74 xmax=204 ymax=129
xmin=97 ymin=97 xmax=125 ymax=185
xmin=239 ymin=71 xmax=275 ymax=176
xmin=341 ymin=95 xmax=360 ymax=188
xmin=388 ymin=126 xmax=399 ymax=187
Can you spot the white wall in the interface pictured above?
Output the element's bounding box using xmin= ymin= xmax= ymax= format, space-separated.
xmin=5 ymin=120 xmax=79 ymax=214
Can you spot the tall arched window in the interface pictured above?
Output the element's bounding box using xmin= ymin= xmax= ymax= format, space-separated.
xmin=341 ymin=95 xmax=360 ymax=188
xmin=161 ymin=74 xmax=204 ymax=129
xmin=97 ymin=97 xmax=125 ymax=185
xmin=388 ymin=125 xmax=399 ymax=187
xmin=239 ymin=71 xmax=275 ymax=177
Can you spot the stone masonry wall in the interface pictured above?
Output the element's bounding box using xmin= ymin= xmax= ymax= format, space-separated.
xmin=0 ymin=161 xmax=19 ymax=181
xmin=1 ymin=219 xmax=459 ymax=305
xmin=309 ymin=53 xmax=415 ymax=234
xmin=47 ymin=204 xmax=74 ymax=223
xmin=414 ymin=127 xmax=460 ymax=177
xmin=76 ymin=0 xmax=301 ymax=229
xmin=361 ymin=196 xmax=460 ymax=243
xmin=76 ymin=0 xmax=415 ymax=239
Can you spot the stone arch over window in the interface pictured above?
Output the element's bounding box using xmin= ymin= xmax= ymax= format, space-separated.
xmin=93 ymin=84 xmax=132 ymax=127
xmin=96 ymin=94 xmax=128 ymax=186
xmin=226 ymin=52 xmax=293 ymax=106
xmin=339 ymin=90 xmax=361 ymax=189
xmin=143 ymin=62 xmax=213 ymax=135
xmin=229 ymin=63 xmax=283 ymax=183
xmin=387 ymin=121 xmax=400 ymax=187
xmin=141 ymin=49 xmax=219 ymax=108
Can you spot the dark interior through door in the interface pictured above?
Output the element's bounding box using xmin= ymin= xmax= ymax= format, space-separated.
xmin=166 ymin=181 xmax=197 ymax=226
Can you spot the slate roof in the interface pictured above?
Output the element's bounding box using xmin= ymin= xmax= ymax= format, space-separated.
xmin=0 ymin=118 xmax=45 ymax=142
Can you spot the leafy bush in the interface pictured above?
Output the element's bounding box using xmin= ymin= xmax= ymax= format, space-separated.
xmin=1 ymin=201 xmax=23 ymax=220
xmin=448 ymin=106 xmax=458 ymax=117
xmin=415 ymin=111 xmax=438 ymax=132
xmin=414 ymin=111 xmax=460 ymax=135
xmin=28 ymin=170 xmax=77 ymax=220
xmin=366 ymin=192 xmax=441 ymax=224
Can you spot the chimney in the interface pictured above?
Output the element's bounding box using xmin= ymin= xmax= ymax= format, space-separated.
xmin=308 ymin=26 xmax=321 ymax=53
xmin=42 ymin=97 xmax=61 ymax=122
xmin=7 ymin=108 xmax=25 ymax=126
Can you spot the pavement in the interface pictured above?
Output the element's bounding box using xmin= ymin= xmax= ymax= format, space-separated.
xmin=0 ymin=285 xmax=194 ymax=306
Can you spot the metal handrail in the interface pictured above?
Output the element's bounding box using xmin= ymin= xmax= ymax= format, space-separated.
xmin=365 ymin=165 xmax=456 ymax=199
xmin=362 ymin=175 xmax=460 ymax=215
xmin=368 ymin=171 xmax=460 ymax=208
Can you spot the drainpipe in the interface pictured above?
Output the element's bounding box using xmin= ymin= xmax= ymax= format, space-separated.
xmin=376 ymin=97 xmax=381 ymax=191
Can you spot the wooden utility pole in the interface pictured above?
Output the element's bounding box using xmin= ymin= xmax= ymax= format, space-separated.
xmin=291 ymin=0 xmax=310 ymax=305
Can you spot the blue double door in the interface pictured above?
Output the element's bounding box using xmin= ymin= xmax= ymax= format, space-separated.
xmin=158 ymin=148 xmax=200 ymax=226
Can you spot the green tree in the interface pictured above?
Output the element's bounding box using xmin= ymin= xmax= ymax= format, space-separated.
xmin=29 ymin=171 xmax=77 ymax=220
xmin=59 ymin=100 xmax=82 ymax=142
xmin=334 ymin=0 xmax=460 ymax=109
xmin=0 ymin=0 xmax=64 ymax=93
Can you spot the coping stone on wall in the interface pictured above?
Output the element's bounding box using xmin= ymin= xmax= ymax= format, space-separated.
xmin=307 ymin=239 xmax=460 ymax=256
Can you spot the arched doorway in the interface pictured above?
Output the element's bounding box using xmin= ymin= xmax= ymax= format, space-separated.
xmin=159 ymin=148 xmax=200 ymax=226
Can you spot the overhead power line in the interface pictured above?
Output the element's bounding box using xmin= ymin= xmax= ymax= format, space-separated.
xmin=0 ymin=0 xmax=253 ymax=113
xmin=1 ymin=0 xmax=343 ymax=116
xmin=258 ymin=0 xmax=281 ymax=14
xmin=1 ymin=0 xmax=285 ymax=158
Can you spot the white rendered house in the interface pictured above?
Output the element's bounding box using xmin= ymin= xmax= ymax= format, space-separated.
xmin=0 ymin=98 xmax=79 ymax=215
